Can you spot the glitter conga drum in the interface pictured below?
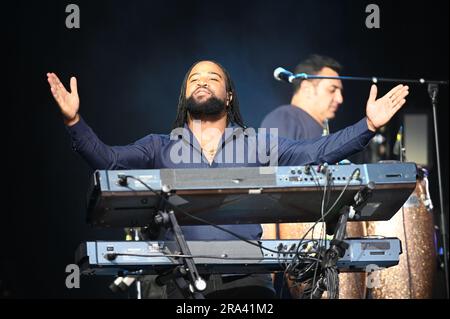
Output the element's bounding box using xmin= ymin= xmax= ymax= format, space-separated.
xmin=365 ymin=168 xmax=436 ymax=298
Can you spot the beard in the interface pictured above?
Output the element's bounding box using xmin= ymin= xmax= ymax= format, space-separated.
xmin=186 ymin=95 xmax=227 ymax=119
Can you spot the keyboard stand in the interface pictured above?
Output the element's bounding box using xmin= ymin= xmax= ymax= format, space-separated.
xmin=153 ymin=208 xmax=206 ymax=299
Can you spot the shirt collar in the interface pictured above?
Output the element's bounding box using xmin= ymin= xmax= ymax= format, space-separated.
xmin=170 ymin=122 xmax=246 ymax=154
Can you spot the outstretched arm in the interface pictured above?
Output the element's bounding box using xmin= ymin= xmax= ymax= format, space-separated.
xmin=66 ymin=117 xmax=157 ymax=170
xmin=47 ymin=73 xmax=156 ymax=170
xmin=278 ymin=84 xmax=409 ymax=166
xmin=277 ymin=118 xmax=375 ymax=166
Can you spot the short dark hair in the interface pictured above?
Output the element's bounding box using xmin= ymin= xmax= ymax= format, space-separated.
xmin=172 ymin=60 xmax=246 ymax=129
xmin=292 ymin=54 xmax=343 ymax=93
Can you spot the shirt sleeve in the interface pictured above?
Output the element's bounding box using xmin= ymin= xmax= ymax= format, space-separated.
xmin=277 ymin=118 xmax=375 ymax=166
xmin=66 ymin=116 xmax=157 ymax=170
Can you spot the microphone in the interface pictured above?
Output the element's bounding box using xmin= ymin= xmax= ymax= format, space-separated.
xmin=273 ymin=67 xmax=295 ymax=83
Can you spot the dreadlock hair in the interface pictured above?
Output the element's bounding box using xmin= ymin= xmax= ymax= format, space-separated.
xmin=292 ymin=54 xmax=343 ymax=93
xmin=172 ymin=60 xmax=247 ymax=129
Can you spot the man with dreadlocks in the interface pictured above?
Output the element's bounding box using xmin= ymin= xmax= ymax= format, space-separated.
xmin=47 ymin=60 xmax=409 ymax=299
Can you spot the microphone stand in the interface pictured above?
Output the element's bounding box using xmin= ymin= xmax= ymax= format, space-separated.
xmin=291 ymin=73 xmax=448 ymax=86
xmin=428 ymin=84 xmax=449 ymax=298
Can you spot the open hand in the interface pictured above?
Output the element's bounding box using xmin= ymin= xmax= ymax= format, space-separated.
xmin=366 ymin=84 xmax=409 ymax=131
xmin=47 ymin=73 xmax=80 ymax=126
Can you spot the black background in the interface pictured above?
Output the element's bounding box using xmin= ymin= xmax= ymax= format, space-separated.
xmin=4 ymin=0 xmax=448 ymax=298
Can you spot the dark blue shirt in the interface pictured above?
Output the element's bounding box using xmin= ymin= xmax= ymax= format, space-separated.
xmin=67 ymin=116 xmax=374 ymax=241
xmin=261 ymin=105 xmax=323 ymax=140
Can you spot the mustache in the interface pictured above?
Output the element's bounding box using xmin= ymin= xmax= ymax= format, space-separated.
xmin=194 ymin=87 xmax=213 ymax=95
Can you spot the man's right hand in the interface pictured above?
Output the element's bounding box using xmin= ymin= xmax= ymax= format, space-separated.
xmin=47 ymin=73 xmax=80 ymax=126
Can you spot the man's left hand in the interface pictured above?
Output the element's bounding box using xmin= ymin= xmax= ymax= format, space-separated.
xmin=366 ymin=84 xmax=409 ymax=131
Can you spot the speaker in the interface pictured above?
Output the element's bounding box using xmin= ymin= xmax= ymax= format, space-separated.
xmin=403 ymin=113 xmax=430 ymax=167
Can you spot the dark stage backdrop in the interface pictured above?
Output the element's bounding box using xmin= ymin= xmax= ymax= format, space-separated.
xmin=4 ymin=0 xmax=448 ymax=298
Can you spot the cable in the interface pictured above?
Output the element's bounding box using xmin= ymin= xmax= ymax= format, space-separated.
xmin=289 ymin=168 xmax=360 ymax=269
xmin=280 ymin=166 xmax=327 ymax=298
xmin=310 ymin=166 xmax=330 ymax=299
xmin=286 ymin=168 xmax=360 ymax=298
xmin=323 ymin=168 xmax=361 ymax=217
xmin=279 ymin=166 xmax=324 ymax=298
xmin=121 ymin=175 xmax=290 ymax=255
xmin=315 ymin=166 xmax=333 ymax=298
xmin=322 ymin=169 xmax=339 ymax=299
